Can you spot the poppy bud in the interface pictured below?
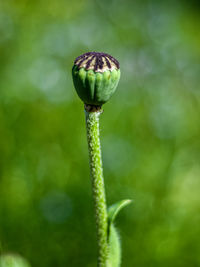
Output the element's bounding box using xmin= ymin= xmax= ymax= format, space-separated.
xmin=72 ymin=52 xmax=120 ymax=106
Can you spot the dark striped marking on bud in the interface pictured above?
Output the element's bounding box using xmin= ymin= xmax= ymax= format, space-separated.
xmin=74 ymin=52 xmax=120 ymax=73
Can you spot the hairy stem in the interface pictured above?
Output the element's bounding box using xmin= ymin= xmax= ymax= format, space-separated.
xmin=85 ymin=106 xmax=108 ymax=267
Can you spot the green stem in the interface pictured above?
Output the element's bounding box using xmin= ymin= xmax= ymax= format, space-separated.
xmin=85 ymin=106 xmax=108 ymax=267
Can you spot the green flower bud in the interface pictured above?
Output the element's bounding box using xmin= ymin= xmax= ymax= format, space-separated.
xmin=72 ymin=52 xmax=120 ymax=106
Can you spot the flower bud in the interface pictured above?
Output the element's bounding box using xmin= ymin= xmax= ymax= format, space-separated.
xmin=72 ymin=52 xmax=120 ymax=106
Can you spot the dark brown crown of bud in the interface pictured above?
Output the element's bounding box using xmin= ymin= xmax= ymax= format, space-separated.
xmin=74 ymin=52 xmax=120 ymax=73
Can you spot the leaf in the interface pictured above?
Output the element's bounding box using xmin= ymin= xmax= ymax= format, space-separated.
xmin=106 ymin=199 xmax=132 ymax=267
xmin=108 ymin=199 xmax=132 ymax=227
xmin=106 ymin=224 xmax=121 ymax=267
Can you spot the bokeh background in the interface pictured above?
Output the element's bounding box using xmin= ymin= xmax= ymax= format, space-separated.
xmin=0 ymin=0 xmax=200 ymax=266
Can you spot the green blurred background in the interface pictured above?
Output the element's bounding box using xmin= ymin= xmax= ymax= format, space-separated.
xmin=0 ymin=0 xmax=200 ymax=266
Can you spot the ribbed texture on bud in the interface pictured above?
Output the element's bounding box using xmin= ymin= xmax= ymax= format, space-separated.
xmin=72 ymin=52 xmax=120 ymax=106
